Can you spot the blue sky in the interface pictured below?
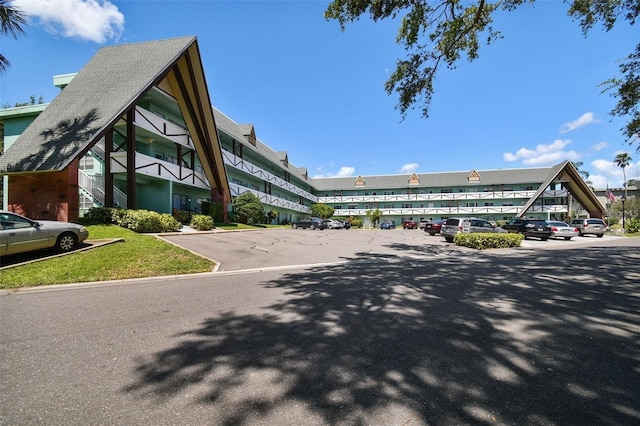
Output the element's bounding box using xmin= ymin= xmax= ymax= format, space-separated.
xmin=2 ymin=0 xmax=638 ymax=188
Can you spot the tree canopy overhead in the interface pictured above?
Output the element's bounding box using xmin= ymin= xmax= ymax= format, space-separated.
xmin=0 ymin=0 xmax=28 ymax=74
xmin=325 ymin=0 xmax=640 ymax=149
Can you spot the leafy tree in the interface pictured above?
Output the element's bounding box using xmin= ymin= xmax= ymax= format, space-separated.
xmin=615 ymin=152 xmax=633 ymax=198
xmin=0 ymin=0 xmax=28 ymax=73
xmin=325 ymin=0 xmax=640 ymax=147
xmin=366 ymin=208 xmax=383 ymax=226
xmin=232 ymin=191 xmax=265 ymax=224
xmin=310 ymin=203 xmax=334 ymax=219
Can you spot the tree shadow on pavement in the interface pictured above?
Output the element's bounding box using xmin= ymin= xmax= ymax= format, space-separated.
xmin=124 ymin=244 xmax=640 ymax=425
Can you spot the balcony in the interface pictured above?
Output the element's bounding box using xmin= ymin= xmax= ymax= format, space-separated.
xmin=110 ymin=151 xmax=210 ymax=189
xmin=223 ymin=151 xmax=317 ymax=202
xmin=331 ymin=204 xmax=568 ymax=217
xmin=229 ymin=183 xmax=311 ymax=214
xmin=132 ymin=106 xmax=194 ymax=149
xmin=318 ymin=189 xmax=568 ymax=204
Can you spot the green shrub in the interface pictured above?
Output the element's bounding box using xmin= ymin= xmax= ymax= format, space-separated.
xmin=454 ymin=233 xmax=523 ymax=250
xmin=202 ymin=202 xmax=224 ymax=222
xmin=350 ymin=218 xmax=363 ymax=228
xmin=173 ymin=209 xmax=191 ymax=224
xmin=190 ymin=214 xmax=214 ymax=231
xmin=626 ymin=217 xmax=640 ymax=233
xmin=160 ymin=213 xmax=182 ymax=232
xmin=84 ymin=207 xmax=116 ymax=224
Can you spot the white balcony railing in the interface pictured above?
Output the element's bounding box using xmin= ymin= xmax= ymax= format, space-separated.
xmin=229 ymin=183 xmax=311 ymax=214
xmin=317 ymin=189 xmax=567 ymax=204
xmin=110 ymin=152 xmax=210 ymax=189
xmin=331 ymin=204 xmax=568 ymax=217
xmin=133 ymin=106 xmax=194 ymax=148
xmin=223 ymin=151 xmax=317 ymax=203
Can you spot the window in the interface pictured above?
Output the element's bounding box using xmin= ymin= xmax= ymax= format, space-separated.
xmin=347 ymin=204 xmax=358 ymax=210
xmin=484 ymin=202 xmax=494 ymax=206
xmin=79 ymin=156 xmax=94 ymax=170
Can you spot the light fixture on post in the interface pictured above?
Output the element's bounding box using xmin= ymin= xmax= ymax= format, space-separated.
xmin=621 ymin=195 xmax=627 ymax=232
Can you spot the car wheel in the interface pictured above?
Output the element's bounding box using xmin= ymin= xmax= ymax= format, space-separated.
xmin=597 ymin=233 xmax=604 ymax=238
xmin=56 ymin=233 xmax=77 ymax=252
xmin=444 ymin=236 xmax=454 ymax=243
xmin=541 ymin=237 xmax=548 ymax=241
xmin=429 ymin=232 xmax=435 ymax=236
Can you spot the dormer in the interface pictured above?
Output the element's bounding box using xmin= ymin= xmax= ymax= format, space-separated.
xmin=277 ymin=151 xmax=288 ymax=167
xmin=355 ymin=176 xmax=365 ymax=187
xmin=408 ymin=173 xmax=420 ymax=185
xmin=239 ymin=124 xmax=256 ymax=146
xmin=468 ymin=170 xmax=480 ymax=182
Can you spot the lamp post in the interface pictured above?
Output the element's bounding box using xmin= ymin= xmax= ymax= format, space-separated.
xmin=621 ymin=195 xmax=626 ymax=232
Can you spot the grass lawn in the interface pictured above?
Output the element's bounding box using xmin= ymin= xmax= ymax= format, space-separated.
xmin=0 ymin=225 xmax=216 ymax=289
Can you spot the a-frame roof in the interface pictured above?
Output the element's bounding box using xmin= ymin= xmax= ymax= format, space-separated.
xmin=518 ymin=161 xmax=605 ymax=218
xmin=0 ymin=36 xmax=230 ymax=201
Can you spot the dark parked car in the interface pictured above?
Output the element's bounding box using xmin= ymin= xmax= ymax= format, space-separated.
xmin=292 ymin=217 xmax=327 ymax=230
xmin=502 ymin=218 xmax=552 ymax=240
xmin=380 ymin=222 xmax=396 ymax=229
xmin=423 ymin=219 xmax=445 ymax=236
xmin=0 ymin=211 xmax=89 ymax=255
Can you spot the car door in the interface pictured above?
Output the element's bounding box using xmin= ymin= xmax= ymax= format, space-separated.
xmin=0 ymin=213 xmax=50 ymax=255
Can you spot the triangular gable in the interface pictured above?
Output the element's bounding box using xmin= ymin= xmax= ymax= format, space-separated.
xmin=408 ymin=173 xmax=420 ymax=185
xmin=0 ymin=36 xmax=230 ymax=202
xmin=517 ymin=161 xmax=605 ymax=218
xmin=277 ymin=151 xmax=288 ymax=167
xmin=468 ymin=170 xmax=480 ymax=182
xmin=239 ymin=124 xmax=256 ymax=146
xmin=355 ymin=176 xmax=365 ymax=186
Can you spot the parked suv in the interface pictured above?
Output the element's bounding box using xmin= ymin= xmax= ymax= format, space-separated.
xmin=502 ymin=218 xmax=552 ymax=240
xmin=440 ymin=217 xmax=505 ymax=242
xmin=569 ymin=218 xmax=607 ymax=237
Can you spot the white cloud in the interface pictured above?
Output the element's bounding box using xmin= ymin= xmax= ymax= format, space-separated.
xmin=559 ymin=112 xmax=600 ymax=134
xmin=503 ymin=139 xmax=580 ymax=166
xmin=14 ymin=0 xmax=124 ymax=43
xmin=588 ymin=158 xmax=639 ymax=188
xmin=398 ymin=163 xmax=419 ymax=173
xmin=312 ymin=166 xmax=355 ymax=178
xmin=591 ymin=141 xmax=608 ymax=151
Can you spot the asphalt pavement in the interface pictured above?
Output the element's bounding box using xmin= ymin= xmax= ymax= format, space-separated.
xmin=1 ymin=228 xmax=639 ymax=425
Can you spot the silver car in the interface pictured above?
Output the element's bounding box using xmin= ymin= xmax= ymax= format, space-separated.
xmin=0 ymin=211 xmax=89 ymax=256
xmin=440 ymin=217 xmax=506 ymax=242
xmin=569 ymin=218 xmax=607 ymax=238
xmin=547 ymin=220 xmax=580 ymax=240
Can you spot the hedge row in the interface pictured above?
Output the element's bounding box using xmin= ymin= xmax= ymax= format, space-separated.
xmin=454 ymin=233 xmax=523 ymax=250
xmin=84 ymin=207 xmax=182 ymax=233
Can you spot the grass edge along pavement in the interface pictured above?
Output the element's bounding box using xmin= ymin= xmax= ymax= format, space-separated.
xmin=0 ymin=224 xmax=216 ymax=289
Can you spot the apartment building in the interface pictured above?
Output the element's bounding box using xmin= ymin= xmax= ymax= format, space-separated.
xmin=0 ymin=37 xmax=605 ymax=224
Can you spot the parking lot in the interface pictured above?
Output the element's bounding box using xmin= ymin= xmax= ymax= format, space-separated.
xmin=161 ymin=227 xmax=626 ymax=272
